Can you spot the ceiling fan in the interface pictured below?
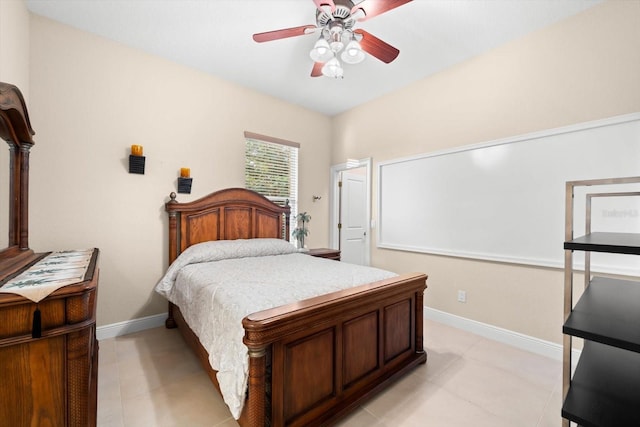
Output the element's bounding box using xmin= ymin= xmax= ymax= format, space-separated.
xmin=252 ymin=0 xmax=412 ymax=78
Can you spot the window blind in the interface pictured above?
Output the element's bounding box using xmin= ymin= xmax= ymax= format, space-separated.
xmin=244 ymin=132 xmax=299 ymax=236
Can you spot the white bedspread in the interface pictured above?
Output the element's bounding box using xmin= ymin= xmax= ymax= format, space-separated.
xmin=154 ymin=239 xmax=396 ymax=419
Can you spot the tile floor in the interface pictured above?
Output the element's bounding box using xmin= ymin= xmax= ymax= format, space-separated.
xmin=97 ymin=318 xmax=563 ymax=427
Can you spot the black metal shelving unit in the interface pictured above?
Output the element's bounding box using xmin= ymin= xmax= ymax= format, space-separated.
xmin=562 ymin=340 xmax=640 ymax=426
xmin=562 ymin=177 xmax=640 ymax=427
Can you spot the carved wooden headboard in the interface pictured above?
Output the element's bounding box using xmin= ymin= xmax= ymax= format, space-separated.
xmin=165 ymin=188 xmax=291 ymax=264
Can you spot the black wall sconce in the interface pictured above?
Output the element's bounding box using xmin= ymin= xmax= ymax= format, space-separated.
xmin=178 ymin=167 xmax=192 ymax=194
xmin=129 ymin=144 xmax=145 ymax=174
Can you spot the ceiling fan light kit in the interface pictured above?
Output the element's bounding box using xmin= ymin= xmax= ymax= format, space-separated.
xmin=253 ymin=0 xmax=412 ymax=79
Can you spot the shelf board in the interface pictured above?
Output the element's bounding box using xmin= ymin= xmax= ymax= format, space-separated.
xmin=562 ymin=341 xmax=640 ymax=427
xmin=564 ymin=232 xmax=640 ymax=254
xmin=564 ymin=276 xmax=640 ymax=352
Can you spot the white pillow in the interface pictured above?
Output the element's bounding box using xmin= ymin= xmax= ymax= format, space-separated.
xmin=155 ymin=238 xmax=296 ymax=294
xmin=188 ymin=238 xmax=296 ymax=259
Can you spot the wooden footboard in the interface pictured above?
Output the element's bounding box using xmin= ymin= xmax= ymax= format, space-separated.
xmin=170 ymin=272 xmax=426 ymax=427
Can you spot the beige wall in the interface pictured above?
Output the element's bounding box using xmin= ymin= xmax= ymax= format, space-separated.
xmin=27 ymin=15 xmax=332 ymax=326
xmin=0 ymin=0 xmax=30 ymax=96
xmin=332 ymin=1 xmax=640 ymax=344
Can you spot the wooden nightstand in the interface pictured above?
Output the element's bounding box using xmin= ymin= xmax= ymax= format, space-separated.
xmin=306 ymin=248 xmax=341 ymax=261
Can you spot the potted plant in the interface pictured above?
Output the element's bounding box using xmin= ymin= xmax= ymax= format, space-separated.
xmin=292 ymin=212 xmax=311 ymax=250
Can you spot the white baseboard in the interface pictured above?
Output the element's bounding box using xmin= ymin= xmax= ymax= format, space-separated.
xmin=425 ymin=307 xmax=581 ymax=363
xmin=95 ymin=307 xmax=581 ymax=365
xmin=96 ymin=313 xmax=166 ymax=341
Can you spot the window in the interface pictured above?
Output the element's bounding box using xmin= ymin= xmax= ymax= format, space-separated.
xmin=244 ymin=131 xmax=299 ymax=237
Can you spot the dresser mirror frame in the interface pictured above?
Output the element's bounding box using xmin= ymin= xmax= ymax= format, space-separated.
xmin=0 ymin=82 xmax=39 ymax=279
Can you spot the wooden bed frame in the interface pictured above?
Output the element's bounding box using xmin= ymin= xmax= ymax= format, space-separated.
xmin=163 ymin=187 xmax=427 ymax=427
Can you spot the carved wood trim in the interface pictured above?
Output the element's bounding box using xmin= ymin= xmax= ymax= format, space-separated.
xmin=245 ymin=346 xmax=267 ymax=425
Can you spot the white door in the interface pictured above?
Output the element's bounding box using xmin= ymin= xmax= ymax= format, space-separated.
xmin=339 ymin=169 xmax=368 ymax=265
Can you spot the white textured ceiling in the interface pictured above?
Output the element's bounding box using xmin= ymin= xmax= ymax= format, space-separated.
xmin=26 ymin=0 xmax=602 ymax=116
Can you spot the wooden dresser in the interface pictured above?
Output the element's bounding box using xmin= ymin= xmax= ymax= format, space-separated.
xmin=0 ymin=82 xmax=99 ymax=426
xmin=0 ymin=251 xmax=99 ymax=426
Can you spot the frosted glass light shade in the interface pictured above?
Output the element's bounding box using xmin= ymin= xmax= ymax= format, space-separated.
xmin=310 ymin=38 xmax=333 ymax=62
xmin=329 ymin=40 xmax=344 ymax=53
xmin=321 ymin=57 xmax=344 ymax=78
xmin=341 ymin=40 xmax=365 ymax=64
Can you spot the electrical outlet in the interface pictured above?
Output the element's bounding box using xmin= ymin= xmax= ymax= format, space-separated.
xmin=457 ymin=290 xmax=467 ymax=303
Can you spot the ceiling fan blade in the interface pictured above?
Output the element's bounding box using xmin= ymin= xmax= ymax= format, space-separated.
xmin=354 ymin=29 xmax=399 ymax=63
xmin=313 ymin=0 xmax=336 ymax=13
xmin=253 ymin=25 xmax=317 ymax=43
xmin=311 ymin=62 xmax=324 ymax=77
xmin=352 ymin=0 xmax=412 ymax=22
